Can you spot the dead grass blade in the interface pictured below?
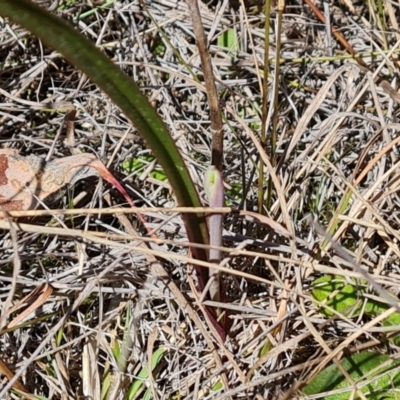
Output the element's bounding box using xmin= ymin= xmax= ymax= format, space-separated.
xmin=7 ymin=283 xmax=53 ymax=329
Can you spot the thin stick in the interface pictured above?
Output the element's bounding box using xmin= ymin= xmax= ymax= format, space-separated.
xmin=267 ymin=0 xmax=284 ymax=208
xmin=186 ymin=0 xmax=224 ymax=171
xmin=258 ymin=0 xmax=272 ymax=213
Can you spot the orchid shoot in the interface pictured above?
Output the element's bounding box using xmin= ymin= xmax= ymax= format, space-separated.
xmin=204 ymin=166 xmax=225 ymax=304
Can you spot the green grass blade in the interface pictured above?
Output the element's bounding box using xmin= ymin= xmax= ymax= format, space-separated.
xmin=127 ymin=348 xmax=166 ymax=400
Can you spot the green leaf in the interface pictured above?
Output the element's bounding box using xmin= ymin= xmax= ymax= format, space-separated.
xmin=366 ymin=299 xmax=400 ymax=345
xmin=259 ymin=339 xmax=272 ymax=357
xmin=127 ymin=348 xmax=166 ymax=400
xmin=302 ymin=352 xmax=400 ymax=399
xmin=101 ymin=362 xmax=111 ymax=400
xmin=312 ymin=276 xmax=400 ymax=344
xmin=212 ymin=380 xmax=223 ymax=392
xmin=142 ymin=388 xmax=153 ymax=400
xmin=111 ymin=339 xmax=121 ymax=361
xmin=217 ymin=28 xmax=239 ymax=53
xmin=311 ymin=275 xmax=363 ymax=317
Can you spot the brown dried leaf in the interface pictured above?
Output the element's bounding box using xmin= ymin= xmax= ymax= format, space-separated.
xmin=0 ymin=149 xmax=135 ymax=212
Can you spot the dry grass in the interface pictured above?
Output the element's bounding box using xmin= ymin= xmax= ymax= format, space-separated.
xmin=1 ymin=0 xmax=400 ymax=398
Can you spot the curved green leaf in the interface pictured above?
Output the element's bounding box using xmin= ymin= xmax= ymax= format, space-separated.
xmin=312 ymin=275 xmax=400 ymax=345
xmin=312 ymin=275 xmax=363 ymax=318
xmin=303 ymin=352 xmax=400 ymax=399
